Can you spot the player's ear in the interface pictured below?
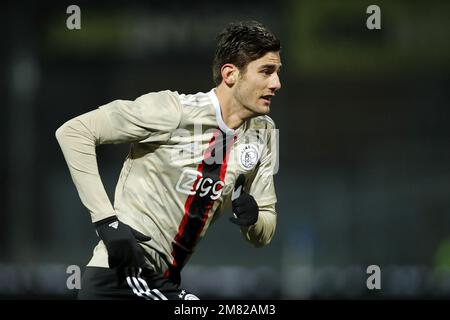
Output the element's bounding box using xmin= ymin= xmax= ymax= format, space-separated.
xmin=221 ymin=64 xmax=237 ymax=86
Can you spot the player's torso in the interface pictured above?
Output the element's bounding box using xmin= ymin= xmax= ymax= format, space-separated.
xmin=113 ymin=91 xmax=270 ymax=264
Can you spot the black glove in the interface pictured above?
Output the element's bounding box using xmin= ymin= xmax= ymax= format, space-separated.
xmin=95 ymin=216 xmax=151 ymax=269
xmin=229 ymin=174 xmax=259 ymax=227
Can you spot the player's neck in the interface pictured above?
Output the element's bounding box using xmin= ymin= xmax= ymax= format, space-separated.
xmin=215 ymin=86 xmax=253 ymax=130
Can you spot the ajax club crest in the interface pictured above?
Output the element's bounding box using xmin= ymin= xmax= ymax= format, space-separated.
xmin=238 ymin=144 xmax=259 ymax=170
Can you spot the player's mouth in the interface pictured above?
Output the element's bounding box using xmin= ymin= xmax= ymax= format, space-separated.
xmin=261 ymin=94 xmax=274 ymax=105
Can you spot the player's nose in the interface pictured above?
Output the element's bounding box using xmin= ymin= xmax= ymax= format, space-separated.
xmin=268 ymin=73 xmax=281 ymax=92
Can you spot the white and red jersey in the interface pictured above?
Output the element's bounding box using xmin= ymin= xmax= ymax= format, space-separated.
xmin=56 ymin=89 xmax=278 ymax=284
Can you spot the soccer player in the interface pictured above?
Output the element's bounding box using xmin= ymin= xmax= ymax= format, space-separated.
xmin=56 ymin=20 xmax=281 ymax=300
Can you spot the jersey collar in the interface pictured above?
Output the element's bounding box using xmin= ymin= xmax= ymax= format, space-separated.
xmin=207 ymin=88 xmax=237 ymax=136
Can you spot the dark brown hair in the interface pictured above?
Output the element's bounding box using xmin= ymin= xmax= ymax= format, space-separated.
xmin=212 ymin=21 xmax=281 ymax=85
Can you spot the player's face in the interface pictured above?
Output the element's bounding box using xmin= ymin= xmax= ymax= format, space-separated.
xmin=234 ymin=51 xmax=282 ymax=115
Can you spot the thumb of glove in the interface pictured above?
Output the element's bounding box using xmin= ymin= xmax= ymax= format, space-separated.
xmin=232 ymin=174 xmax=246 ymax=201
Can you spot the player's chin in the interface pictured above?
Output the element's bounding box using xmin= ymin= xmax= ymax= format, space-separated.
xmin=248 ymin=102 xmax=270 ymax=116
xmin=257 ymin=104 xmax=271 ymax=115
xmin=258 ymin=99 xmax=271 ymax=114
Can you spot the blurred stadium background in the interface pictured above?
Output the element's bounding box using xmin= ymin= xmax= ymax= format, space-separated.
xmin=1 ymin=0 xmax=450 ymax=299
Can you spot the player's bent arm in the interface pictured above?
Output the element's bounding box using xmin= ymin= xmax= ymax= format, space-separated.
xmin=55 ymin=109 xmax=121 ymax=222
xmin=56 ymin=91 xmax=182 ymax=223
xmin=240 ymin=203 xmax=277 ymax=248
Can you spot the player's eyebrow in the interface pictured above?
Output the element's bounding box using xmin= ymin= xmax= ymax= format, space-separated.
xmin=259 ymin=63 xmax=282 ymax=71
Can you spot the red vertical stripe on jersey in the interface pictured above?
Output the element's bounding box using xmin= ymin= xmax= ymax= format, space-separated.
xmin=164 ymin=130 xmax=234 ymax=283
xmin=194 ymin=134 xmax=234 ymax=239
xmin=173 ymin=131 xmax=217 ymax=245
xmin=173 ymin=167 xmax=204 ymax=251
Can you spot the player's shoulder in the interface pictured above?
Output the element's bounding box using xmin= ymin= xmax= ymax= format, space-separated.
xmin=175 ymin=92 xmax=211 ymax=108
xmin=136 ymin=89 xmax=181 ymax=105
xmin=176 ymin=91 xmax=212 ymax=108
xmin=248 ymin=115 xmax=277 ymax=130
